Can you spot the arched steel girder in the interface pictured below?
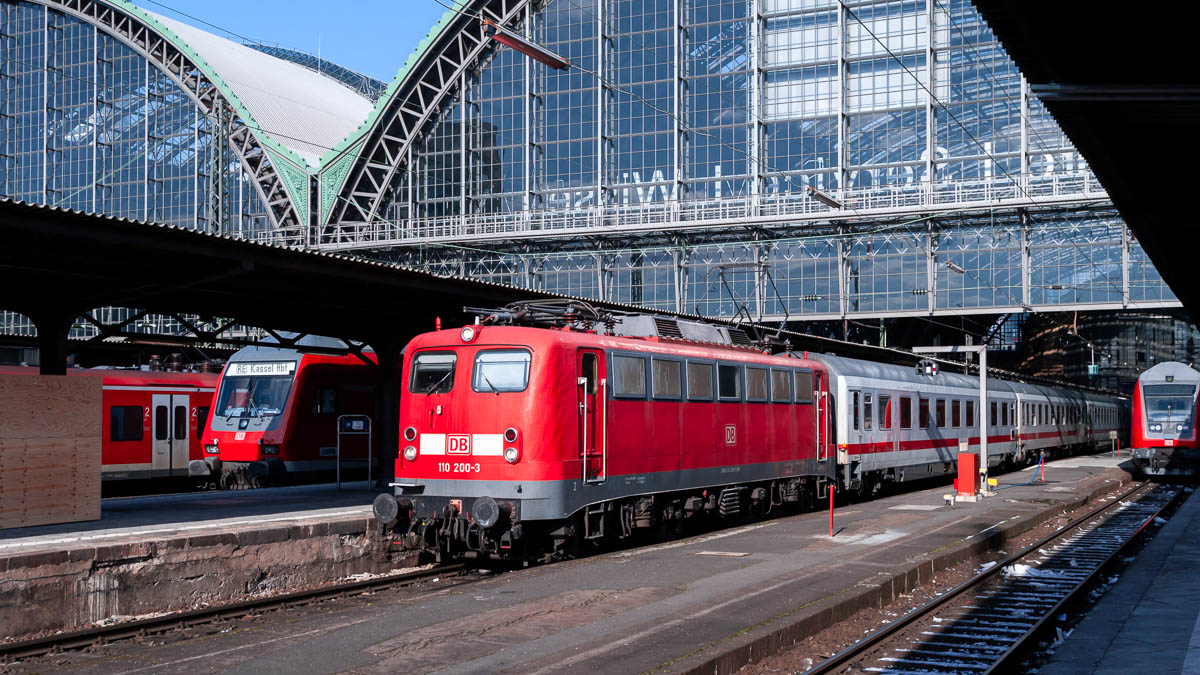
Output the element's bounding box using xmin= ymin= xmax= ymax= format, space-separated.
xmin=36 ymin=0 xmax=304 ymax=236
xmin=321 ymin=0 xmax=532 ymax=237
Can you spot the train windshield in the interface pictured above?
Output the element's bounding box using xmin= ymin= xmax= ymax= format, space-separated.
xmin=410 ymin=352 xmax=457 ymax=394
xmin=1144 ymin=384 xmax=1196 ymax=422
xmin=216 ymin=374 xmax=294 ymax=419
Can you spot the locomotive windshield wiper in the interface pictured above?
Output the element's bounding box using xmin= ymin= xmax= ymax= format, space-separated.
xmin=483 ymin=375 xmax=500 ymax=396
xmin=424 ymin=369 xmax=453 ymax=394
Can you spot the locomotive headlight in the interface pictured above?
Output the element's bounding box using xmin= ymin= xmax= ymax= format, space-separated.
xmin=1151 ymin=423 xmax=1162 ymax=432
xmin=204 ymin=443 xmax=219 ymax=454
xmin=1178 ymin=424 xmax=1185 ymax=432
xmin=504 ymin=447 xmax=520 ymax=464
xmin=262 ymin=445 xmax=279 ymax=455
xmin=403 ymin=445 xmax=418 ymax=461
xmin=460 ymin=325 xmax=477 ymax=342
xmin=404 ymin=426 xmax=417 ymax=442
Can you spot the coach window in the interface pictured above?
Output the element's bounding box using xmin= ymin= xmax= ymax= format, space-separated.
xmin=864 ymin=394 xmax=874 ymax=430
xmin=174 ymin=405 xmax=187 ymax=440
xmin=687 ymin=362 xmax=714 ymax=401
xmin=852 ymin=391 xmax=861 ymax=430
xmin=110 ymin=406 xmax=143 ymax=442
xmin=1002 ymin=402 xmax=1009 ymax=426
xmin=951 ymin=400 xmax=961 ymax=428
xmin=746 ymin=367 xmax=768 ymax=402
xmin=900 ymin=397 xmax=913 ymax=429
xmin=410 ymin=351 xmax=456 ymax=394
xmin=936 ymin=399 xmax=946 ymax=428
xmin=879 ymin=395 xmax=891 ymax=429
xmin=794 ymin=371 xmax=814 ymax=404
xmin=966 ymin=400 xmax=975 ymax=427
xmin=652 ymin=359 xmax=682 ymax=400
xmin=197 ymin=406 xmax=210 ymax=435
xmin=919 ymin=398 xmax=930 ymax=429
xmin=473 ymin=350 xmax=532 ymax=393
xmin=771 ymin=369 xmax=792 ymax=402
xmin=991 ymin=401 xmax=998 ymax=426
xmin=155 ymin=405 xmax=168 ymax=441
xmin=315 ymin=387 xmax=337 ymax=414
xmin=718 ymin=364 xmax=742 ymax=400
xmin=612 ymin=355 xmax=647 ymax=398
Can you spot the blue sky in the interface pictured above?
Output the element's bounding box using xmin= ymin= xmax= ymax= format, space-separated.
xmin=136 ymin=0 xmax=454 ymax=82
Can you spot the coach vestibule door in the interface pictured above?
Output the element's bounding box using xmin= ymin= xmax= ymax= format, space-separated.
xmin=578 ymin=350 xmax=606 ymax=483
xmin=816 ymin=373 xmax=829 ymax=461
xmin=151 ymin=393 xmax=191 ymax=476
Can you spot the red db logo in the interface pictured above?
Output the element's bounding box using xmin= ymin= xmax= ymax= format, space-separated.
xmin=448 ymin=435 xmax=472 ymax=455
xmin=725 ymin=425 xmax=737 ymax=446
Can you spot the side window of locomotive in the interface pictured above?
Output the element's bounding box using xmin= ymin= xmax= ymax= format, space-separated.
xmin=612 ymin=355 xmax=647 ymax=398
xmin=410 ymin=351 xmax=457 ymax=394
xmin=900 ymin=397 xmax=912 ymax=429
xmin=852 ymin=391 xmax=861 ymax=430
xmin=746 ymin=367 xmax=768 ymax=402
xmin=718 ymin=364 xmax=742 ymax=400
xmin=473 ymin=349 xmax=532 ymax=393
xmin=794 ymin=371 xmax=813 ymax=404
xmin=951 ymin=400 xmax=961 ymax=428
xmin=155 ymin=405 xmax=168 ymax=441
xmin=110 ymin=405 xmax=144 ymax=442
xmin=771 ymin=369 xmax=792 ymax=402
xmin=687 ymin=361 xmax=714 ymax=401
xmin=919 ymin=398 xmax=930 ymax=429
xmin=315 ymin=387 xmax=338 ymax=414
xmin=581 ymin=353 xmax=598 ymax=394
xmin=936 ymin=399 xmax=946 ymax=428
xmin=652 ymin=358 xmax=682 ymax=400
xmin=879 ymin=395 xmax=891 ymax=429
xmin=863 ymin=394 xmax=873 ymax=430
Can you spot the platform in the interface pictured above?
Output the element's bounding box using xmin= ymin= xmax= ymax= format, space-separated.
xmin=0 ymin=482 xmax=386 ymax=641
xmin=1042 ymin=483 xmax=1200 ymax=675
xmin=10 ymin=454 xmax=1142 ymax=674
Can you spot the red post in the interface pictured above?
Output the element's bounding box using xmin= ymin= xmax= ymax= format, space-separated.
xmin=1040 ymin=454 xmax=1045 ymax=483
xmin=829 ymin=485 xmax=835 ymax=537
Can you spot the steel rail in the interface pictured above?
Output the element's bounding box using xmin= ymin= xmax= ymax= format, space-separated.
xmin=0 ymin=562 xmax=466 ymax=662
xmin=806 ymin=480 xmax=1156 ymax=674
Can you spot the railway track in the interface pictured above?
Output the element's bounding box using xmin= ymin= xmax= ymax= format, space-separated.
xmin=808 ymin=480 xmax=1187 ymax=674
xmin=0 ymin=562 xmax=469 ymax=663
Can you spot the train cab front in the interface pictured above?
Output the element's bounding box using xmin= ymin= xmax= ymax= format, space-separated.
xmin=1132 ymin=363 xmax=1200 ymax=476
xmin=193 ymin=359 xmax=297 ymax=488
xmin=374 ymin=324 xmax=560 ymax=560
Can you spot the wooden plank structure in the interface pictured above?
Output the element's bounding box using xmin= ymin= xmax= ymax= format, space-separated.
xmin=0 ymin=373 xmax=101 ymax=528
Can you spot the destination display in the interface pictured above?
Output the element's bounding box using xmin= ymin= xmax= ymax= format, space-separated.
xmin=228 ymin=361 xmax=296 ymax=377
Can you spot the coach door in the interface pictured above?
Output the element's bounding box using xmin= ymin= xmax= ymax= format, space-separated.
xmin=815 ymin=372 xmax=829 ymax=461
xmin=151 ymin=393 xmax=191 ymax=476
xmin=578 ymin=350 xmax=607 ymax=483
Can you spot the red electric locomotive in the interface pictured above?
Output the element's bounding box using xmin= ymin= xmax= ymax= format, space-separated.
xmin=1131 ymin=361 xmax=1200 ymax=476
xmin=194 ymin=336 xmax=388 ymax=488
xmin=0 ymin=365 xmax=217 ymax=481
xmin=374 ymin=302 xmax=834 ymax=560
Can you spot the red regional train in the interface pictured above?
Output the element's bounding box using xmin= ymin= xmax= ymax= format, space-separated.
xmin=193 ymin=336 xmax=385 ymax=488
xmin=372 ymin=301 xmax=1126 ymax=561
xmin=1131 ymin=361 xmax=1200 ymax=476
xmin=0 ymin=365 xmax=217 ymax=481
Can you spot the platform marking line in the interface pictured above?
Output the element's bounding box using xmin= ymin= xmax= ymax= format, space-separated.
xmin=0 ymin=508 xmax=371 ymax=551
xmin=612 ymin=521 xmax=776 ymax=558
xmin=695 ymin=551 xmax=750 ymax=557
xmin=889 ymin=504 xmax=942 ymax=511
xmin=121 ymin=614 xmax=379 ymax=674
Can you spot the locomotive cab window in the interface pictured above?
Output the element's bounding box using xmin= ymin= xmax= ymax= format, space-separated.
xmin=580 ymin=353 xmax=598 ymax=394
xmin=612 ymin=355 xmax=647 ymax=398
xmin=472 ymin=349 xmax=532 ymax=393
xmin=718 ymin=364 xmax=742 ymax=400
xmin=315 ymin=387 xmax=337 ymax=414
xmin=652 ymin=358 xmax=682 ymax=400
xmin=110 ymin=405 xmax=143 ymax=442
xmin=687 ymin=361 xmax=714 ymax=400
xmin=746 ymin=367 xmax=768 ymax=402
xmin=197 ymin=406 xmax=210 ymax=435
xmin=794 ymin=371 xmax=813 ymax=404
xmin=771 ymin=369 xmax=792 ymax=402
xmin=410 ymin=351 xmax=456 ymax=394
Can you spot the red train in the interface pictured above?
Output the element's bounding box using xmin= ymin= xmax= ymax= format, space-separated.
xmin=0 ymin=366 xmax=217 ymax=481
xmin=193 ymin=337 xmax=385 ymax=488
xmin=372 ymin=302 xmax=1126 ymax=561
xmin=1131 ymin=361 xmax=1200 ymax=476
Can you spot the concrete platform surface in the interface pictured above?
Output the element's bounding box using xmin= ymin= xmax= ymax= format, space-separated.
xmin=16 ymin=454 xmax=1142 ymax=674
xmin=0 ymin=482 xmax=379 ymax=556
xmin=1042 ymin=484 xmax=1200 ymax=675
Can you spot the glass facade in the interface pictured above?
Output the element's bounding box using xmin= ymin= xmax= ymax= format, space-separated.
xmin=362 ymin=0 xmax=1175 ymax=321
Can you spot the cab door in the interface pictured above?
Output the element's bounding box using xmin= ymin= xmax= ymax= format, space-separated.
xmin=152 ymin=394 xmax=190 ymax=476
xmin=577 ymin=350 xmax=606 ymax=483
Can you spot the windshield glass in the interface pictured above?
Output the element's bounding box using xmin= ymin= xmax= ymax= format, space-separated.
xmin=1145 ymin=384 xmax=1196 ymax=423
xmin=216 ymin=374 xmax=293 ymax=418
xmin=410 ymin=352 xmax=457 ymax=394
xmin=472 ymin=349 xmax=531 ymax=393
